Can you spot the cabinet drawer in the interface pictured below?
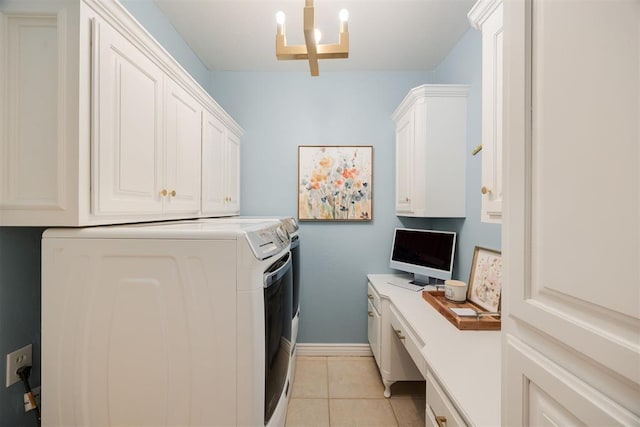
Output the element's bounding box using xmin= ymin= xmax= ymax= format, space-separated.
xmin=426 ymin=371 xmax=466 ymax=427
xmin=367 ymin=282 xmax=381 ymax=313
xmin=367 ymin=300 xmax=381 ymax=366
xmin=389 ymin=305 xmax=426 ymax=376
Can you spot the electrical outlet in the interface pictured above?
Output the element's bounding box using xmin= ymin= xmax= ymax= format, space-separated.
xmin=5 ymin=344 xmax=32 ymax=387
xmin=24 ymin=386 xmax=40 ymax=412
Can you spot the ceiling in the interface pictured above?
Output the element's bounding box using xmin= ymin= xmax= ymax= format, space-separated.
xmin=153 ymin=0 xmax=476 ymax=73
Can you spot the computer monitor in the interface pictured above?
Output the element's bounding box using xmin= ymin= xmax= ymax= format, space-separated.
xmin=389 ymin=228 xmax=456 ymax=286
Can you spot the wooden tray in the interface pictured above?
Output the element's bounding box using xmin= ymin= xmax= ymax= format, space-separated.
xmin=422 ymin=290 xmax=501 ymax=331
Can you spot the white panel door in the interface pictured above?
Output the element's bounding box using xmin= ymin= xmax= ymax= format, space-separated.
xmin=395 ymin=111 xmax=414 ymax=214
xmin=480 ymin=3 xmax=503 ymax=223
xmin=164 ymin=80 xmax=202 ymax=214
xmin=201 ymin=110 xmax=227 ymax=214
xmin=225 ymin=131 xmax=240 ymax=214
xmin=1 ymin=15 xmax=64 ymax=210
xmin=502 ymin=0 xmax=640 ymax=423
xmin=92 ymin=18 xmax=163 ymax=216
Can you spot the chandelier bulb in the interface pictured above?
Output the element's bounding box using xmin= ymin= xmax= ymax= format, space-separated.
xmin=276 ymin=11 xmax=286 ymax=25
xmin=339 ymin=9 xmax=349 ymax=22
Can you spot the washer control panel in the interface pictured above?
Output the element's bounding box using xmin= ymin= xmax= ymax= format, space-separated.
xmin=245 ymin=223 xmax=290 ymax=260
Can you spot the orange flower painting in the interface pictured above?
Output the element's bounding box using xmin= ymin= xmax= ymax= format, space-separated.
xmin=298 ymin=146 xmax=373 ymax=221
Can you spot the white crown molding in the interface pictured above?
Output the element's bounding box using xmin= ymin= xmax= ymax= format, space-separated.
xmin=467 ymin=0 xmax=502 ymax=30
xmin=392 ymin=84 xmax=470 ymax=122
xmin=295 ymin=343 xmax=373 ymax=357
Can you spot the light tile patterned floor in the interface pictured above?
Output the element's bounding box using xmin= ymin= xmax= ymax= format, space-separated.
xmin=285 ymin=356 xmax=425 ymax=427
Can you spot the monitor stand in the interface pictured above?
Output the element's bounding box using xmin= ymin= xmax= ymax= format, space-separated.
xmin=409 ymin=274 xmax=444 ymax=287
xmin=409 ymin=274 xmax=430 ymax=287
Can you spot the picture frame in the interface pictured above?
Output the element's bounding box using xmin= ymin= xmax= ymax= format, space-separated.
xmin=467 ymin=246 xmax=503 ymax=312
xmin=298 ymin=145 xmax=373 ymax=221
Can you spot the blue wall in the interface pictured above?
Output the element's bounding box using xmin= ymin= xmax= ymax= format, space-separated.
xmin=210 ymin=71 xmax=433 ymax=343
xmin=0 ymin=228 xmax=45 ymax=424
xmin=209 ymin=29 xmax=500 ymax=344
xmin=119 ymin=0 xmax=211 ymax=90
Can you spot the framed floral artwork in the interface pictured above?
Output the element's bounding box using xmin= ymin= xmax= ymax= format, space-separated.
xmin=467 ymin=246 xmax=503 ymax=312
xmin=298 ymin=145 xmax=373 ymax=221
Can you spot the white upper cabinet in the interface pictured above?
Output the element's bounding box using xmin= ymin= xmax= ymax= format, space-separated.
xmin=202 ymin=111 xmax=241 ymax=216
xmin=163 ymin=79 xmax=202 ymax=214
xmin=92 ymin=17 xmax=164 ymax=217
xmin=392 ymin=85 xmax=469 ymax=218
xmin=502 ymin=0 xmax=639 ymax=424
xmin=468 ymin=0 xmax=503 ymax=223
xmin=0 ymin=0 xmax=242 ymax=226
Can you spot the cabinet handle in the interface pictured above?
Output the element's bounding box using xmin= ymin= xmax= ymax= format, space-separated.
xmin=368 ymin=311 xmax=374 ymax=317
xmin=405 ymin=197 xmax=410 ymax=202
xmin=367 ymin=294 xmax=374 ymax=300
xmin=436 ymin=415 xmax=447 ymax=427
xmin=170 ymin=190 xmax=176 ymax=197
xmin=394 ymin=329 xmax=405 ymax=340
xmin=159 ymin=189 xmax=168 ymax=197
xmin=481 ymin=186 xmax=491 ymax=195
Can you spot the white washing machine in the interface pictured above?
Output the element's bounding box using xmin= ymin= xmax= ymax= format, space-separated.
xmin=42 ymin=219 xmax=292 ymax=426
xmin=199 ymin=216 xmax=301 ymax=382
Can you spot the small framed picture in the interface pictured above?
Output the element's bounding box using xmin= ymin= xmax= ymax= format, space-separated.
xmin=297 ymin=145 xmax=373 ymax=221
xmin=467 ymin=246 xmax=503 ymax=312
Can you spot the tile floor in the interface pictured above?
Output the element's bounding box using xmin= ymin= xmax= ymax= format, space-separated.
xmin=285 ymin=356 xmax=425 ymax=427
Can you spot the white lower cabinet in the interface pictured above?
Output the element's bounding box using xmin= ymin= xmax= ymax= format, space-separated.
xmin=367 ymin=283 xmax=382 ymax=365
xmin=0 ymin=0 xmax=242 ymax=226
xmin=367 ymin=281 xmax=422 ymax=398
xmin=425 ymin=371 xmax=465 ymax=427
xmin=367 ymin=275 xmax=501 ymax=425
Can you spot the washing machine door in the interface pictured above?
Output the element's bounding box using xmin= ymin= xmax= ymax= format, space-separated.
xmin=263 ymin=252 xmax=292 ymax=424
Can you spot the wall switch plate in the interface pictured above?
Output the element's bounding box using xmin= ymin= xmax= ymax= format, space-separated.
xmin=5 ymin=344 xmax=32 ymax=387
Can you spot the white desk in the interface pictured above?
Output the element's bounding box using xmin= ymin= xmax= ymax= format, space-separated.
xmin=368 ymin=274 xmax=501 ymax=426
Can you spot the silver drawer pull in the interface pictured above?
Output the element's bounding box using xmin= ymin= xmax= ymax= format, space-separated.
xmin=367 ymin=294 xmax=374 ymax=300
xmin=368 ymin=311 xmax=374 ymax=317
xmin=394 ymin=329 xmax=405 ymax=340
xmin=436 ymin=415 xmax=447 ymax=427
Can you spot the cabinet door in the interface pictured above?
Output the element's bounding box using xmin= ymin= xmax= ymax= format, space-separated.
xmin=224 ymin=132 xmax=240 ymax=214
xmin=367 ymin=300 xmax=381 ymax=366
xmin=395 ymin=111 xmax=414 ymax=213
xmin=201 ymin=110 xmax=227 ymax=214
xmin=480 ymin=3 xmax=503 ymax=223
xmin=164 ymin=80 xmax=202 ymax=214
xmin=92 ymin=18 xmax=163 ymax=216
xmin=503 ymin=0 xmax=640 ymax=423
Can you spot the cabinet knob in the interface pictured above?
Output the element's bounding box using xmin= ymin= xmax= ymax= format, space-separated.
xmin=367 ymin=294 xmax=374 ymax=300
xmin=394 ymin=329 xmax=405 ymax=340
xmin=170 ymin=190 xmax=176 ymax=197
xmin=405 ymin=197 xmax=410 ymax=202
xmin=481 ymin=186 xmax=491 ymax=195
xmin=368 ymin=311 xmax=374 ymax=317
xmin=159 ymin=189 xmax=168 ymax=197
xmin=436 ymin=415 xmax=447 ymax=427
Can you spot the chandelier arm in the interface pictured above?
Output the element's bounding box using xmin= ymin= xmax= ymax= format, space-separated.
xmin=303 ymin=1 xmax=319 ymax=76
xmin=274 ymin=0 xmax=349 ymax=76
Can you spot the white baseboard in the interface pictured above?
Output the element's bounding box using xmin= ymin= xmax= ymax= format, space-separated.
xmin=295 ymin=343 xmax=373 ymax=357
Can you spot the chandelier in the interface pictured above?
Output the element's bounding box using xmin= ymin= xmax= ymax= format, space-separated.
xmin=275 ymin=0 xmax=349 ymax=76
